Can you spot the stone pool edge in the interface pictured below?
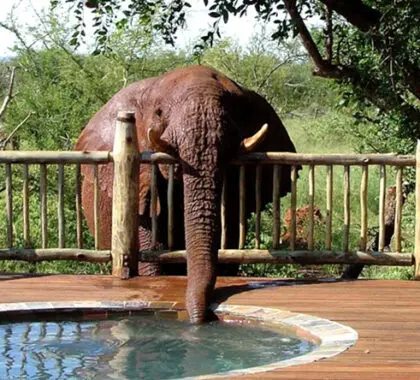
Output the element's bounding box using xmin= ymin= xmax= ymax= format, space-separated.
xmin=188 ymin=302 xmax=359 ymax=379
xmin=0 ymin=300 xmax=358 ymax=379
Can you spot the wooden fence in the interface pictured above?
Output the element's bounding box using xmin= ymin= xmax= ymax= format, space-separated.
xmin=1 ymin=111 xmax=419 ymax=279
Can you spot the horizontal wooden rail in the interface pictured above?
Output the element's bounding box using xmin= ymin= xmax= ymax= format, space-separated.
xmin=1 ymin=150 xmax=414 ymax=166
xmin=0 ymin=151 xmax=111 ymax=164
xmin=2 ymin=248 xmax=411 ymax=266
xmin=232 ymin=152 xmax=416 ymax=166
xmin=0 ymin=249 xmax=111 ymax=262
xmin=139 ymin=151 xmax=416 ymax=166
xmin=138 ymin=249 xmax=413 ymax=266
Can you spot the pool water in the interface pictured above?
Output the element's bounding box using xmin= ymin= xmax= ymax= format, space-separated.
xmin=0 ymin=313 xmax=316 ymax=379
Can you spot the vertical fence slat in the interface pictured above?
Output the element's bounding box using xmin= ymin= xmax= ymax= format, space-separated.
xmin=93 ymin=164 xmax=100 ymax=250
xmin=151 ymin=163 xmax=158 ymax=248
xmin=308 ymin=164 xmax=315 ymax=251
xmin=23 ymin=164 xmax=30 ymax=248
xmin=239 ymin=165 xmax=246 ymax=249
xmin=75 ymin=164 xmax=83 ymax=249
xmin=272 ymin=165 xmax=281 ymax=249
xmin=221 ymin=172 xmax=227 ymax=249
xmin=394 ymin=167 xmax=403 ymax=252
xmin=360 ymin=165 xmax=368 ymax=251
xmin=40 ymin=163 xmax=47 ymax=249
xmin=415 ymin=140 xmax=420 ymax=279
xmin=167 ymin=164 xmax=174 ymax=250
xmin=58 ymin=164 xmax=65 ymax=248
xmin=290 ymin=165 xmax=297 ymax=251
xmin=379 ymin=165 xmax=386 ymax=252
xmin=343 ymin=165 xmax=350 ymax=253
xmin=5 ymin=163 xmax=13 ymax=248
xmin=326 ymin=165 xmax=333 ymax=250
xmin=255 ymin=165 xmax=262 ymax=249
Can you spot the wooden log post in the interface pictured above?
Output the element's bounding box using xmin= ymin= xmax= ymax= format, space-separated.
xmin=272 ymin=165 xmax=281 ymax=249
xmin=378 ymin=165 xmax=386 ymax=252
xmin=239 ymin=165 xmax=246 ymax=249
xmin=415 ymin=141 xmax=420 ymax=279
xmin=5 ymin=163 xmax=13 ymax=248
xmin=290 ymin=165 xmax=297 ymax=251
xmin=23 ymin=164 xmax=30 ymax=248
xmin=326 ymin=165 xmax=333 ymax=250
xmin=255 ymin=165 xmax=262 ymax=249
xmin=111 ymin=111 xmax=139 ymax=278
xmin=343 ymin=165 xmax=350 ymax=253
xmin=394 ymin=167 xmax=403 ymax=252
xmin=75 ymin=164 xmax=83 ymax=249
xmin=168 ymin=164 xmax=175 ymax=250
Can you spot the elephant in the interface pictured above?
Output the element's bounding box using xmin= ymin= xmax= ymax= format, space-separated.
xmin=74 ymin=65 xmax=298 ymax=324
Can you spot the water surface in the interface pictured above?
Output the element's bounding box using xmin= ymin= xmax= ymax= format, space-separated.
xmin=0 ymin=313 xmax=316 ymax=379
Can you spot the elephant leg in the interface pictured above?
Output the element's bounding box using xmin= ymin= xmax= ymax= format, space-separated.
xmin=138 ymin=217 xmax=162 ymax=276
xmin=341 ymin=264 xmax=364 ymax=280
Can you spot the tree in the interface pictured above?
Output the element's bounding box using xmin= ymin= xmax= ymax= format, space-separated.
xmin=56 ymin=0 xmax=420 ymax=154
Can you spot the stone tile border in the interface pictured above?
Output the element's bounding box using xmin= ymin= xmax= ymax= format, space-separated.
xmin=182 ymin=303 xmax=358 ymax=379
xmin=0 ymin=300 xmax=357 ymax=379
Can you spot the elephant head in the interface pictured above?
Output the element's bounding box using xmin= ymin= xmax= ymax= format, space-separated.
xmin=75 ymin=65 xmax=297 ymax=324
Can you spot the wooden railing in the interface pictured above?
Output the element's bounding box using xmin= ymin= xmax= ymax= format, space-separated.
xmin=0 ymin=150 xmax=111 ymax=263
xmin=1 ymin=111 xmax=419 ymax=278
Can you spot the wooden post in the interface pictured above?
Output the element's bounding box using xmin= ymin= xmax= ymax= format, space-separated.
xmin=93 ymin=164 xmax=100 ymax=250
xmin=308 ymin=164 xmax=315 ymax=251
xmin=239 ymin=165 xmax=246 ymax=249
xmin=111 ymin=111 xmax=139 ymax=278
xmin=415 ymin=141 xmax=420 ymax=279
xmin=75 ymin=164 xmax=83 ymax=249
xmin=40 ymin=164 xmax=47 ymax=249
xmin=255 ymin=165 xmax=262 ymax=249
xmin=343 ymin=165 xmax=350 ymax=253
xmin=23 ymin=164 xmax=30 ymax=248
xmin=221 ymin=172 xmax=227 ymax=249
xmin=168 ymin=164 xmax=174 ymax=250
xmin=326 ymin=165 xmax=333 ymax=250
xmin=394 ymin=167 xmax=403 ymax=252
xmin=290 ymin=165 xmax=297 ymax=250
xmin=5 ymin=163 xmax=13 ymax=248
xmin=360 ymin=166 xmax=368 ymax=251
xmin=151 ymin=163 xmax=158 ymax=248
xmin=272 ymin=165 xmax=281 ymax=249
xmin=58 ymin=164 xmax=65 ymax=248
xmin=378 ymin=165 xmax=386 ymax=252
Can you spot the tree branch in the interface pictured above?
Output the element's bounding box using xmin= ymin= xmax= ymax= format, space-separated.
xmin=325 ymin=5 xmax=333 ymax=64
xmin=283 ymin=0 xmax=356 ymax=79
xmin=257 ymin=61 xmax=288 ymax=91
xmin=0 ymin=67 xmax=17 ymax=119
xmin=317 ymin=0 xmax=381 ymax=32
xmin=0 ymin=112 xmax=34 ymax=150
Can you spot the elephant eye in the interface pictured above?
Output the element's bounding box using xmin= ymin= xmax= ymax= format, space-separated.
xmin=155 ymin=108 xmax=162 ymax=117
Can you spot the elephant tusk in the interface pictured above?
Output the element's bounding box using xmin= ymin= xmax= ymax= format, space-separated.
xmin=240 ymin=123 xmax=268 ymax=152
xmin=147 ymin=127 xmax=177 ymax=156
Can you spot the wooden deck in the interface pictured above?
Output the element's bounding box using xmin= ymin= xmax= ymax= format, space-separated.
xmin=1 ymin=274 xmax=420 ymax=379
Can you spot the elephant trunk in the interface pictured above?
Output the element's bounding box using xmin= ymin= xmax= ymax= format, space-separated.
xmin=182 ymin=170 xmax=221 ymax=324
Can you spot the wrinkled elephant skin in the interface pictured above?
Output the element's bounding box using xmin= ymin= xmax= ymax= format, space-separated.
xmin=74 ymin=65 xmax=298 ymax=324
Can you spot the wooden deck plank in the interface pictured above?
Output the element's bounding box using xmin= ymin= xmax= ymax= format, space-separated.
xmin=0 ymin=275 xmax=420 ymax=379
